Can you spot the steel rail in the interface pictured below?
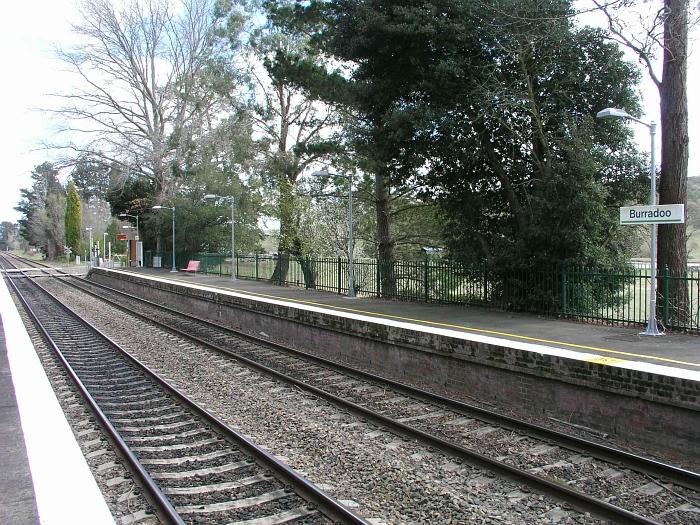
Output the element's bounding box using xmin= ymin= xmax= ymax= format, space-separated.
xmin=8 ymin=268 xmax=370 ymax=525
xmin=64 ymin=274 xmax=668 ymax=525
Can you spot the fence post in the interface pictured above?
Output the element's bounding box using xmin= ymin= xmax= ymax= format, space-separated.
xmin=376 ymin=259 xmax=381 ymax=298
xmin=305 ymin=256 xmax=310 ymax=290
xmin=423 ymin=260 xmax=429 ymax=302
xmin=219 ymin=254 xmax=222 ymax=276
xmin=483 ymin=264 xmax=488 ymax=303
xmin=561 ymin=266 xmax=568 ymax=316
xmin=663 ymin=265 xmax=670 ymax=328
xmin=255 ymin=252 xmax=259 ymax=280
xmin=337 ymin=256 xmax=342 ymax=294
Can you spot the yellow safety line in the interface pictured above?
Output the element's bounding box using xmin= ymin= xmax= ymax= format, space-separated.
xmin=130 ymin=271 xmax=700 ymax=369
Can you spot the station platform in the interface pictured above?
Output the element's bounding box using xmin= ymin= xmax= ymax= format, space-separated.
xmin=0 ymin=275 xmax=114 ymax=524
xmin=119 ymin=266 xmax=700 ymax=374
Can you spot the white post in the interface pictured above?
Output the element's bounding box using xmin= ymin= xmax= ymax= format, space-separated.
xmin=643 ymin=122 xmax=662 ymax=335
xmin=171 ymin=207 xmax=176 ymax=273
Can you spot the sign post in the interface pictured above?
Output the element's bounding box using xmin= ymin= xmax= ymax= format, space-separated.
xmin=619 ymin=203 xmax=685 ymax=336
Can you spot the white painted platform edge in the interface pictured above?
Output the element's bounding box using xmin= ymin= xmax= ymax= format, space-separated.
xmin=0 ymin=276 xmax=116 ymax=525
xmin=107 ymin=269 xmax=700 ymax=383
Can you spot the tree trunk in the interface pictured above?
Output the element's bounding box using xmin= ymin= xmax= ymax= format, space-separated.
xmin=273 ymin=174 xmax=296 ymax=283
xmin=658 ymin=0 xmax=689 ymax=325
xmin=375 ymin=169 xmax=396 ymax=297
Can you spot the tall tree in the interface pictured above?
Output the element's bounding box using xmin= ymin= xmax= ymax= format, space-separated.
xmin=217 ymin=1 xmax=340 ymax=283
xmin=65 ymin=182 xmax=82 ymax=259
xmin=52 ymin=0 xmax=220 ymax=213
xmin=0 ymin=222 xmax=19 ymax=251
xmin=15 ymin=163 xmax=66 ymax=258
xmin=266 ymin=0 xmax=434 ymax=294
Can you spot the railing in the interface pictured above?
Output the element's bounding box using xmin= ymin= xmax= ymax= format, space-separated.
xmin=143 ymin=251 xmax=700 ymax=333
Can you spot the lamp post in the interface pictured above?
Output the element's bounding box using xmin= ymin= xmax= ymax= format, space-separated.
xmin=85 ymin=227 xmax=93 ymax=265
xmin=310 ymin=170 xmax=355 ymax=297
xmin=203 ymin=194 xmax=236 ymax=281
xmin=103 ymin=232 xmax=108 ymax=262
xmin=152 ymin=206 xmax=177 ymax=273
xmin=597 ymin=107 xmax=661 ymax=336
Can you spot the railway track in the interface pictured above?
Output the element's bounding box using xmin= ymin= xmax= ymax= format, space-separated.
xmin=34 ymin=265 xmax=698 ymax=524
xmin=1 ymin=256 xmax=368 ymax=525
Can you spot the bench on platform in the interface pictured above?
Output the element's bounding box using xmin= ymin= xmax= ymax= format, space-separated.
xmin=181 ymin=260 xmax=200 ymax=273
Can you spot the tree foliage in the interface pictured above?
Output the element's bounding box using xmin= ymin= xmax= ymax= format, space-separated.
xmin=269 ymin=0 xmax=648 ymax=306
xmin=15 ymin=163 xmax=67 ymax=259
xmin=53 ymin=0 xmax=223 ymax=205
xmin=71 ymin=156 xmax=111 ymax=201
xmin=65 ymin=181 xmax=82 ymax=258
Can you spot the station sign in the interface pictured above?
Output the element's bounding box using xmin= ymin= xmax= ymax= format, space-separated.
xmin=117 ymin=233 xmax=127 ymax=241
xmin=619 ymin=204 xmax=685 ymax=225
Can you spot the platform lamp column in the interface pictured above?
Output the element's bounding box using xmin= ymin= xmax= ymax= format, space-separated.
xmin=310 ymin=170 xmax=355 ymax=297
xmin=597 ymin=107 xmax=661 ymax=336
xmin=152 ymin=206 xmax=176 ymax=273
xmin=203 ymin=194 xmax=236 ymax=281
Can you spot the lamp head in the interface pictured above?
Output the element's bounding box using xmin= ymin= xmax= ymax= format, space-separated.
xmin=203 ymin=194 xmax=218 ymax=200
xmin=596 ymin=107 xmax=631 ymax=120
xmin=152 ymin=205 xmax=163 ymax=210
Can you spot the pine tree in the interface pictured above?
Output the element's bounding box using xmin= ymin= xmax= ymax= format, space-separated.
xmin=65 ymin=182 xmax=82 ymax=260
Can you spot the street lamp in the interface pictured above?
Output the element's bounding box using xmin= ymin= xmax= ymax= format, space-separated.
xmin=597 ymin=107 xmax=661 ymax=336
xmin=152 ymin=206 xmax=177 ymax=273
xmin=310 ymin=170 xmax=355 ymax=297
xmin=85 ymin=227 xmax=93 ymax=264
xmin=203 ymin=194 xmax=236 ymax=281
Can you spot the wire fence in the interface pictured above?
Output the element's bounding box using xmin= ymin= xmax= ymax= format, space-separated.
xmin=143 ymin=251 xmax=700 ymax=333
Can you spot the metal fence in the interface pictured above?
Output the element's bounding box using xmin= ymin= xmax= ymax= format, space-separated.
xmin=143 ymin=251 xmax=700 ymax=333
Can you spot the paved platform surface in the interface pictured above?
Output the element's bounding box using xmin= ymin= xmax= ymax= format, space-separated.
xmin=118 ymin=267 xmax=700 ymax=373
xmin=0 ymin=315 xmax=39 ymax=525
xmin=0 ymin=274 xmax=115 ymax=525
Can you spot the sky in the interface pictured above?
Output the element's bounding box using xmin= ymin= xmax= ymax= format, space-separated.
xmin=0 ymin=1 xmax=698 ymax=225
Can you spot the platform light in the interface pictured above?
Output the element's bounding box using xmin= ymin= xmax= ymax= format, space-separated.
xmin=310 ymin=170 xmax=355 ymax=298
xmin=597 ymin=107 xmax=661 ymax=336
xmin=203 ymin=194 xmax=236 ymax=281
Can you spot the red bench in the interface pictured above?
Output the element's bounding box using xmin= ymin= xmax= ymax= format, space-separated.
xmin=181 ymin=260 xmax=200 ymax=273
